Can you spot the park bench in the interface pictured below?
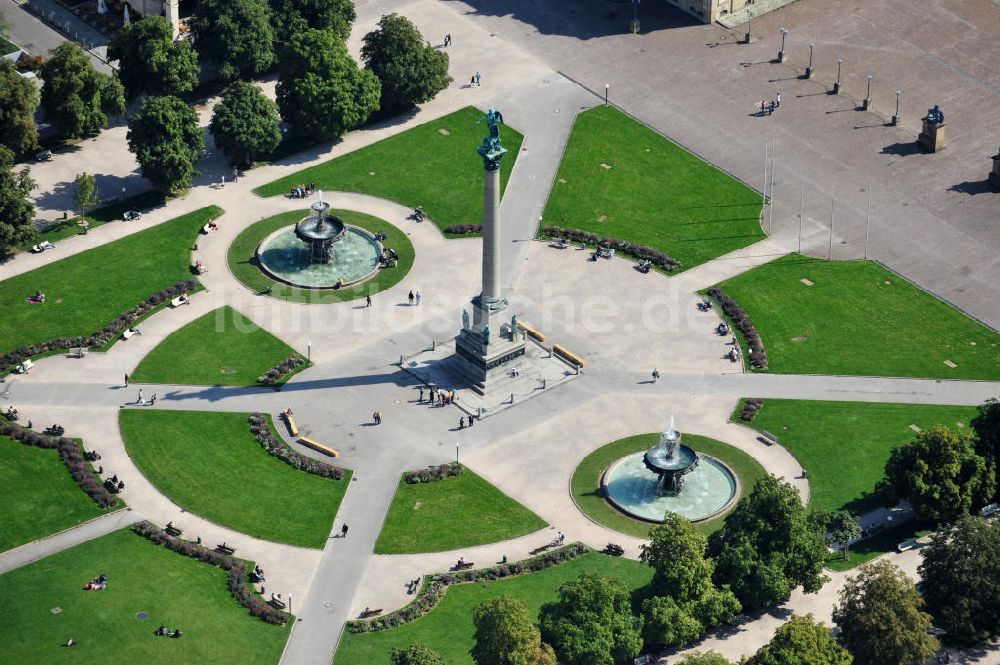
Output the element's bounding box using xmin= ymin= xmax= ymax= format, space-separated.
xmin=553 ymin=344 xmax=586 ymax=368
xmin=452 ymin=561 xmax=475 ymax=571
xmin=980 ymin=503 xmax=1000 ymax=519
xmin=759 ymin=430 xmax=779 ymax=446
xmin=35 ymin=149 xmax=51 ymax=162
xmin=896 ymin=539 xmax=918 ymax=552
xmin=70 ymin=347 xmax=87 ymax=358
xmin=359 ymin=608 xmax=383 ymax=618
xmin=298 ymin=436 xmax=339 ymax=457
xmin=15 ymin=359 xmax=33 ymax=374
xmin=122 ymin=329 xmax=138 ymax=340
xmin=165 ymin=522 xmax=183 ymax=537
xmin=515 ymin=320 xmax=546 ymax=343
xmin=529 ymin=543 xmax=552 ymax=556
xmin=282 ymin=410 xmax=300 ymax=437
xmin=215 ymin=542 xmax=235 ymax=555
xmin=170 ymin=293 xmax=189 ymax=307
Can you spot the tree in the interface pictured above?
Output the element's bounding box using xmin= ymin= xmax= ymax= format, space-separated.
xmin=539 ymin=572 xmax=643 ymax=665
xmin=0 ymin=147 xmax=37 ymax=252
xmin=827 ymin=511 xmax=862 ymax=561
xmin=39 ymin=42 xmax=124 ymax=138
xmin=918 ymin=515 xmax=1000 ymax=646
xmin=72 ymin=172 xmax=98 ymax=216
xmin=189 ymin=0 xmax=274 ymax=82
xmin=471 ymin=596 xmax=555 ymax=665
xmin=390 ymin=642 xmax=445 ymax=665
xmin=0 ymin=58 xmax=39 ymax=155
xmin=107 ymin=16 xmax=200 ymax=100
xmin=209 ymin=81 xmax=281 ymax=166
xmin=641 ymin=595 xmax=703 ymax=650
xmin=275 ymin=28 xmax=379 ymax=139
xmin=971 ymin=397 xmax=1000 ymax=500
xmin=879 ymin=426 xmax=993 ymax=523
xmin=126 ymin=96 xmax=204 ymax=194
xmin=269 ymin=0 xmax=355 ymax=43
xmin=743 ymin=614 xmax=852 ymax=665
xmin=832 ymin=559 xmax=937 ymax=665
xmin=680 ymin=653 xmax=732 ymax=665
xmin=361 ymin=13 xmax=451 ymax=114
xmin=708 ymin=475 xmax=828 ymax=611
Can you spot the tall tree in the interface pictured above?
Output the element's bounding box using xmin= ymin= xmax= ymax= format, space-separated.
xmin=471 ymin=596 xmax=555 ymax=665
xmin=269 ymin=0 xmax=355 ymax=43
xmin=390 ymin=642 xmax=446 ymax=665
xmin=879 ymin=426 xmax=993 ymax=523
xmin=708 ymin=475 xmax=828 ymax=611
xmin=827 ymin=511 xmax=862 ymax=561
xmin=743 ymin=614 xmax=852 ymax=665
xmin=0 ymin=58 xmax=39 ymax=155
xmin=126 ymin=96 xmax=204 ymax=194
xmin=361 ymin=13 xmax=451 ymax=114
xmin=107 ymin=16 xmax=200 ymax=100
xmin=832 ymin=560 xmax=938 ymax=665
xmin=680 ymin=653 xmax=731 ymax=665
xmin=0 ymin=147 xmax=37 ymax=252
xmin=918 ymin=515 xmax=1000 ymax=646
xmin=971 ymin=397 xmax=1000 ymax=500
xmin=539 ymin=572 xmax=643 ymax=665
xmin=209 ymin=81 xmax=281 ymax=166
xmin=189 ymin=0 xmax=274 ymax=82
xmin=275 ymin=28 xmax=379 ymax=139
xmin=40 ymin=42 xmax=124 ymax=138
xmin=72 ymin=172 xmax=98 ymax=216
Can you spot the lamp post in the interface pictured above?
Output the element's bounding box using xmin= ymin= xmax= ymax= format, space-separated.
xmin=892 ymin=90 xmax=900 ymax=126
xmin=863 ymin=74 xmax=873 ymax=110
xmin=805 ymin=42 xmax=815 ymax=78
xmin=307 ymin=341 xmax=311 ymax=363
xmin=833 ymin=58 xmax=843 ymax=94
xmin=778 ymin=27 xmax=788 ymax=63
xmin=288 ymin=593 xmax=292 ymax=619
xmin=744 ymin=10 xmax=753 ymax=44
xmin=456 ymin=442 xmax=460 ymax=464
xmin=604 ymin=83 xmax=609 ymax=106
xmin=630 ymin=0 xmax=640 ymax=34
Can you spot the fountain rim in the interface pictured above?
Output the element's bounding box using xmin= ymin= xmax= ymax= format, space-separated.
xmin=254 ymin=223 xmax=384 ymax=291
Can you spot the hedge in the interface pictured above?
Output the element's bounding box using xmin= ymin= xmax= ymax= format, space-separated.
xmin=705 ymin=287 xmax=768 ymax=369
xmin=540 ymin=226 xmax=680 ymax=271
xmin=404 ymin=462 xmax=463 ymax=484
xmin=739 ymin=399 xmax=764 ymax=422
xmin=258 ymin=354 xmax=306 ymax=386
xmin=444 ymin=224 xmax=483 ymax=235
xmin=247 ymin=413 xmax=344 ymax=480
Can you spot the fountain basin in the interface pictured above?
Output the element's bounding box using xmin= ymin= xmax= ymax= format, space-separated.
xmin=256 ymin=225 xmax=382 ymax=289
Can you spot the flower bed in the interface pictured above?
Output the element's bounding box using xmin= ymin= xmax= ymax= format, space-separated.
xmin=0 ymin=279 xmax=198 ymax=376
xmin=258 ymin=354 xmax=306 ymax=385
xmin=404 ymin=462 xmax=463 ymax=484
xmin=346 ymin=543 xmax=589 ymax=633
xmin=705 ymin=287 xmax=768 ymax=369
xmin=0 ymin=421 xmax=118 ymax=508
xmin=739 ymin=399 xmax=764 ymax=422
xmin=132 ymin=520 xmax=289 ymax=625
xmin=540 ymin=226 xmax=680 ymax=271
xmin=246 ymin=413 xmax=344 ymax=480
xmin=444 ymin=224 xmax=483 ymax=235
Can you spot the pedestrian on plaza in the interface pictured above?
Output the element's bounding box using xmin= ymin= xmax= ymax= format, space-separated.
xmin=651 ymin=368 xmax=660 ymax=383
xmin=341 ymin=524 xmax=349 ymax=538
xmin=151 ymin=394 xmax=157 ymax=405
xmin=444 ymin=33 xmax=451 ymax=46
xmin=220 ymin=175 xmax=225 ymax=188
xmin=760 ymin=100 xmax=766 ymax=116
xmin=232 ymin=164 xmax=239 ymax=182
xmin=415 ymin=291 xmax=421 ymax=305
xmin=418 ymin=387 xmax=424 ymax=403
xmin=475 ymin=71 xmax=481 ymax=86
xmin=408 ymin=290 xmax=415 ymax=305
xmin=366 ymin=294 xmax=372 ymax=307
xmin=137 ymin=388 xmax=143 ymax=404
xmin=768 ymin=99 xmax=775 ymax=114
xmin=471 ymin=75 xmax=477 ymax=87
xmin=776 ymin=92 xmax=781 ymax=107
xmin=124 ymin=373 xmax=130 ymax=387
xmin=459 ymin=418 xmax=465 ymax=429
xmin=469 ymin=415 xmax=474 ymax=427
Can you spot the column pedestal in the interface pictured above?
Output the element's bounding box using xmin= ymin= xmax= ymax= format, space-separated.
xmin=989 ymin=152 xmax=1000 ymax=189
xmin=918 ymin=120 xmax=946 ymax=152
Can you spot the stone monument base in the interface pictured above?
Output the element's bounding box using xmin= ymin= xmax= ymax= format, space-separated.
xmin=918 ymin=121 xmax=946 ymax=152
xmin=989 ymin=154 xmax=1000 ymax=189
xmin=453 ymin=326 xmax=526 ymax=395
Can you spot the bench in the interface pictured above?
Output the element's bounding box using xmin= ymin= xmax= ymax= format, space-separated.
xmin=35 ymin=149 xmax=51 ymax=162
xmin=515 ymin=320 xmax=546 ymax=343
xmin=170 ymin=294 xmax=189 ymax=307
xmin=70 ymin=347 xmax=87 ymax=359
xmin=298 ymin=436 xmax=339 ymax=457
xmin=15 ymin=359 xmax=33 ymax=374
xmin=529 ymin=543 xmax=552 ymax=556
xmin=759 ymin=430 xmax=779 ymax=446
xmin=283 ymin=410 xmax=300 ymax=437
xmin=896 ymin=539 xmax=918 ymax=552
xmin=359 ymin=608 xmax=383 ymax=619
xmin=452 ymin=561 xmax=475 ymax=571
xmin=553 ymin=344 xmax=586 ymax=368
xmin=215 ymin=543 xmax=235 ymax=555
xmin=122 ymin=329 xmax=138 ymax=340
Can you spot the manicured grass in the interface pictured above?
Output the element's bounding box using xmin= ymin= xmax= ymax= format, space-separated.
xmin=253 ymin=107 xmax=524 ymax=234
xmin=735 ymin=399 xmax=979 ymax=514
xmin=0 ymin=37 xmax=18 ymax=56
xmin=710 ymin=253 xmax=1000 ymax=379
xmin=0 ymin=528 xmax=288 ymax=664
xmin=0 ymin=435 xmax=107 ymax=552
xmin=825 ymin=522 xmax=933 ymax=572
xmin=33 ymin=191 xmax=168 ymax=246
xmin=119 ymin=410 xmax=349 ymax=548
xmin=131 ymin=306 xmax=306 ymax=386
xmin=374 ymin=466 xmax=547 ymax=554
xmin=227 ymin=209 xmax=414 ymax=303
xmin=0 ymin=206 xmax=219 ymax=353
xmin=541 ymin=106 xmax=764 ymax=270
xmin=570 ymin=434 xmax=768 ymax=539
xmin=334 ymin=551 xmax=652 ymax=665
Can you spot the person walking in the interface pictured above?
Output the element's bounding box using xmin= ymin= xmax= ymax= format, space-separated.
xmin=651 ymin=369 xmax=660 ymax=383
xmin=232 ymin=164 xmax=239 ymax=182
xmin=220 ymin=174 xmax=225 ymax=188
xmin=341 ymin=524 xmax=348 ymax=538
xmin=468 ymin=415 xmax=474 ymax=427
xmin=776 ymin=92 xmax=781 ymax=108
xmin=366 ymin=294 xmax=372 ymax=307
xmin=459 ymin=418 xmax=465 ymax=429
xmin=415 ymin=291 xmax=421 ymax=305
xmin=408 ymin=290 xmax=415 ymax=305
xmin=760 ymin=100 xmax=766 ymax=116
xmin=475 ymin=71 xmax=481 ymax=86
xmin=124 ymin=373 xmax=130 ymax=387
xmin=151 ymin=394 xmax=157 ymax=406
xmin=137 ymin=388 xmax=143 ymax=404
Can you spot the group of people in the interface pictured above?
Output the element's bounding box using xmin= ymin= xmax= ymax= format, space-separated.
xmin=372 ymin=411 xmax=383 ymax=425
xmin=82 ymin=573 xmax=108 ymax=591
xmin=458 ymin=415 xmax=475 ymax=429
xmin=470 ymin=71 xmax=482 ymax=87
xmin=405 ymin=578 xmax=420 ymax=594
xmin=27 ymin=290 xmax=46 ymax=304
xmin=289 ymin=183 xmax=317 ymax=199
xmin=407 ymin=289 xmax=421 ymax=305
xmin=155 ymin=626 xmax=182 ymax=639
xmin=379 ymin=247 xmax=398 ymax=268
xmin=759 ymin=93 xmax=781 ymax=116
xmin=249 ymin=564 xmax=266 ymax=584
xmin=4 ymin=406 xmax=18 ymax=421
xmin=419 ymin=386 xmax=454 ymax=407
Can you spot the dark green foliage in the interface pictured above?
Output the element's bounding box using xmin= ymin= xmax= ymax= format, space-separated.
xmin=471 ymin=596 xmax=555 ymax=665
xmin=189 ymin=0 xmax=275 ymax=82
xmin=275 ymin=28 xmax=379 ymax=139
xmin=361 ymin=13 xmax=451 ymax=114
xmin=107 ymin=16 xmax=199 ymax=99
xmin=0 ymin=147 xmax=36 ymax=251
xmin=269 ymin=0 xmax=355 ymax=42
xmin=708 ymin=476 xmax=828 ymax=611
xmin=390 ymin=642 xmax=446 ymax=665
xmin=879 ymin=426 xmax=994 ymax=523
xmin=743 ymin=614 xmax=852 ymax=665
xmin=918 ymin=516 xmax=1000 ymax=646
xmin=209 ymin=81 xmax=281 ymax=166
xmin=538 ymin=572 xmax=643 ymax=665
xmin=679 ymin=653 xmax=732 ymax=665
xmin=39 ymin=42 xmax=124 ymax=138
xmin=640 ymin=596 xmax=702 ymax=650
xmin=126 ymin=95 xmax=204 ymax=193
xmin=972 ymin=398 xmax=1000 ymax=500
xmin=0 ymin=58 xmax=38 ymax=154
xmin=827 ymin=511 xmax=862 ymax=560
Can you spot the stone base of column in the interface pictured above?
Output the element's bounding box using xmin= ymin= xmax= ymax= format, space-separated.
xmin=988 ymin=164 xmax=1000 ymax=189
xmin=918 ymin=121 xmax=946 ymax=152
xmin=453 ymin=303 xmax=526 ymax=395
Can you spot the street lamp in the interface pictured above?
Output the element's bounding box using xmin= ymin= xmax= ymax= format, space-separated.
xmin=604 ymin=83 xmax=609 ymax=106
xmin=744 ymin=10 xmax=753 ymax=44
xmin=833 ymin=58 xmax=843 ymax=94
xmin=630 ymin=0 xmax=640 ymax=34
xmin=456 ymin=442 xmax=460 ymax=464
xmin=778 ymin=27 xmax=788 ymax=62
xmin=307 ymin=341 xmax=311 ymax=363
xmin=805 ymin=42 xmax=815 ymax=79
xmin=288 ymin=593 xmax=293 ymax=619
xmin=892 ymin=90 xmax=901 ymax=126
xmin=863 ymin=74 xmax=873 ymax=111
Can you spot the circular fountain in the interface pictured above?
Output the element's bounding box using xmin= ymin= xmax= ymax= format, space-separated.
xmin=601 ymin=418 xmax=738 ymax=523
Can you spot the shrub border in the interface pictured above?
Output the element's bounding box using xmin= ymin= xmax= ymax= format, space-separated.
xmin=739 ymin=398 xmax=764 ymax=422
xmin=539 ymin=226 xmax=680 ymax=271
xmin=258 ymin=354 xmax=307 ymax=386
xmin=247 ymin=413 xmax=345 ymax=480
xmin=403 ymin=461 xmax=463 ymax=484
xmin=444 ymin=224 xmax=483 ymax=235
xmin=705 ymin=286 xmax=768 ymax=369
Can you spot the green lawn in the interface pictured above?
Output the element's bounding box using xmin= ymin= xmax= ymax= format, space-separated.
xmin=131 ymin=306 xmax=306 ymax=386
xmin=33 ymin=191 xmax=168 ymax=246
xmin=825 ymin=522 xmax=933 ymax=572
xmin=735 ymin=399 xmax=978 ymax=514
xmin=710 ymin=254 xmax=1000 ymax=379
xmin=374 ymin=466 xmax=547 ymax=554
xmin=541 ymin=106 xmax=764 ymax=270
xmin=227 ymin=209 xmax=414 ymax=303
xmin=0 ymin=436 xmax=108 ymax=552
xmin=119 ymin=410 xmax=349 ymax=548
xmin=0 ymin=37 xmax=19 ymax=56
xmin=571 ymin=434 xmax=768 ymax=539
xmin=335 ymin=552 xmax=652 ymax=665
xmin=253 ymin=106 xmax=524 ymax=234
xmin=0 ymin=528 xmax=288 ymax=665
xmin=0 ymin=206 xmax=219 ymax=353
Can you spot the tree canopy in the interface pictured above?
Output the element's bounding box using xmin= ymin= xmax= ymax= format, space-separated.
xmin=471 ymin=596 xmax=555 ymax=665
xmin=209 ymin=81 xmax=281 ymax=166
xmin=107 ymin=16 xmax=199 ymax=100
xmin=275 ymin=28 xmax=379 ymax=139
xmin=390 ymin=642 xmax=446 ymax=665
xmin=269 ymin=0 xmax=355 ymax=43
xmin=0 ymin=58 xmax=39 ymax=155
xmin=189 ymin=0 xmax=274 ymax=82
xmin=539 ymin=572 xmax=643 ymax=665
xmin=126 ymin=96 xmax=204 ymax=193
xmin=972 ymin=397 xmax=1000 ymax=500
xmin=72 ymin=172 xmax=98 ymax=216
xmin=680 ymin=653 xmax=732 ymax=665
xmin=0 ymin=147 xmax=37 ymax=252
xmin=918 ymin=515 xmax=1000 ymax=646
xmin=743 ymin=614 xmax=852 ymax=665
xmin=827 ymin=511 xmax=862 ymax=561
xmin=40 ymin=42 xmax=124 ymax=138
xmin=879 ymin=426 xmax=994 ymax=523
xmin=361 ymin=13 xmax=451 ymax=114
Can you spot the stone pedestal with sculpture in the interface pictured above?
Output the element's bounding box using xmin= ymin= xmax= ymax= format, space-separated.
xmin=989 ymin=148 xmax=1000 ymax=189
xmin=918 ymin=105 xmax=946 ymax=153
